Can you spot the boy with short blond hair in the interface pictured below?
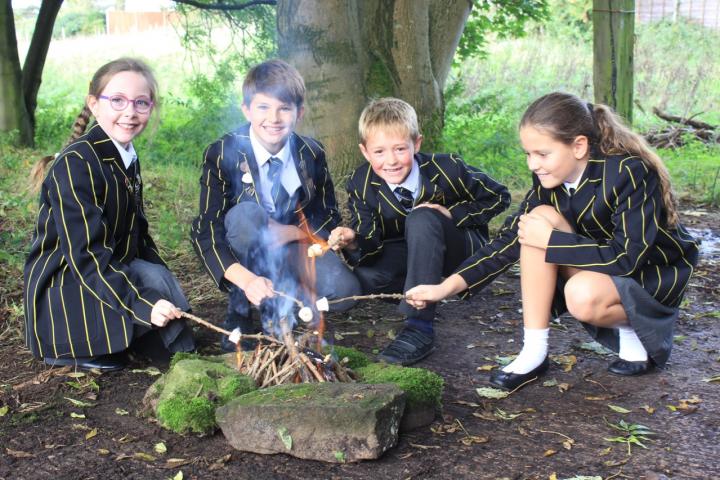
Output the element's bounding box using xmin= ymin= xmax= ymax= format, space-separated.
xmin=330 ymin=97 xmax=510 ymax=365
xmin=191 ymin=59 xmax=360 ymax=350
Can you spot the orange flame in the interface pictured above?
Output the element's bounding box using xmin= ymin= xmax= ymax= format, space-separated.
xmin=296 ymin=209 xmax=326 ymax=350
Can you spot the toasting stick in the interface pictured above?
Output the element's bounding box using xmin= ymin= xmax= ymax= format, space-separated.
xmin=180 ymin=312 xmax=281 ymax=345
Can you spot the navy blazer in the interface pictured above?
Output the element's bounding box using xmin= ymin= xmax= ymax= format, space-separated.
xmin=190 ymin=123 xmax=340 ymax=291
xmin=346 ymin=152 xmax=511 ymax=264
xmin=456 ymin=154 xmax=699 ymax=307
xmin=24 ymin=124 xmax=164 ymax=359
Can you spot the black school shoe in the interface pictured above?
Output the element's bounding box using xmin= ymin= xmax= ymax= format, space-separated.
xmin=607 ymin=358 xmax=653 ymax=376
xmin=377 ymin=326 xmax=436 ymax=366
xmin=489 ymin=356 xmax=549 ymax=391
xmin=43 ymin=353 xmax=126 ymax=372
xmin=220 ymin=312 xmax=259 ymax=352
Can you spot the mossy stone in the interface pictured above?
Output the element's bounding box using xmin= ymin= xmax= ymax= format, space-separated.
xmin=323 ymin=345 xmax=370 ymax=370
xmin=357 ymin=363 xmax=443 ymax=409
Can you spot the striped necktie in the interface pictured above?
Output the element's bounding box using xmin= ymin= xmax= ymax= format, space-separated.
xmin=394 ymin=186 xmax=414 ymax=212
xmin=267 ymin=157 xmax=284 ymax=205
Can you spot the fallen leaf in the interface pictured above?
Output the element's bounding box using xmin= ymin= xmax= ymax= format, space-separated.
xmin=65 ymin=372 xmax=86 ymax=379
xmin=70 ymin=412 xmax=86 ymax=419
xmin=607 ymin=404 xmax=632 ymax=414
xmin=154 ymin=442 xmax=167 ymax=454
xmin=584 ymin=394 xmax=616 ymax=401
xmin=543 ymin=378 xmax=558 ymax=387
xmin=6 ymin=448 xmax=34 ymax=458
xmin=115 ymin=408 xmax=129 ymax=416
xmin=641 ymin=405 xmax=655 ymax=414
xmin=173 ymin=472 xmax=184 ymax=480
xmin=460 ymin=435 xmax=489 ymax=445
xmin=0 ymin=405 xmax=8 ymax=417
xmin=562 ymin=439 xmax=574 ymax=450
xmin=208 ymin=454 xmax=232 ymax=471
xmin=578 ymin=341 xmax=614 ymax=355
xmin=85 ymin=428 xmax=98 ymax=440
xmin=598 ymin=446 xmax=612 ymax=456
xmin=476 ymin=387 xmax=509 ymax=399
xmin=164 ymin=458 xmax=192 ymax=468
xmin=334 ymin=451 xmax=346 ymax=462
xmin=130 ymin=367 xmax=162 ymax=376
xmin=453 ymin=400 xmax=480 ymax=408
xmin=494 ymin=355 xmax=516 ymax=366
xmin=65 ymin=397 xmax=95 ymax=408
xmin=543 ymin=449 xmax=557 ymax=457
xmin=551 ymin=354 xmax=577 ymax=372
xmin=97 ymin=448 xmax=110 ymax=455
xmin=702 ymin=375 xmax=720 ymax=383
xmin=277 ymin=427 xmax=292 ymax=450
xmin=495 ymin=408 xmax=523 ymax=421
xmin=557 ymin=383 xmax=570 ymax=393
xmin=476 ymin=364 xmax=497 ymax=371
xmin=133 ymin=452 xmax=156 ymax=462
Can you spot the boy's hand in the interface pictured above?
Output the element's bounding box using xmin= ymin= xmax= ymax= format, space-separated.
xmin=242 ymin=275 xmax=275 ymax=306
xmin=151 ymin=299 xmax=182 ymax=327
xmin=415 ymin=202 xmax=451 ymax=219
xmin=268 ymin=220 xmax=307 ymax=248
xmin=518 ymin=213 xmax=553 ymax=249
xmin=328 ymin=226 xmax=356 ymax=250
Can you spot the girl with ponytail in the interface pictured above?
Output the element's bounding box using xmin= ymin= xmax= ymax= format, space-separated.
xmin=405 ymin=92 xmax=699 ymax=390
xmin=24 ymin=58 xmax=194 ymax=371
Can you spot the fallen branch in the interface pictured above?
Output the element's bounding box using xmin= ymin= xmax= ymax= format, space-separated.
xmin=652 ymin=107 xmax=716 ymax=130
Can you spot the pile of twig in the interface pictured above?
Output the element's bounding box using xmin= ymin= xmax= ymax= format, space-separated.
xmin=645 ymin=108 xmax=718 ymax=148
xmin=235 ymin=334 xmax=356 ymax=387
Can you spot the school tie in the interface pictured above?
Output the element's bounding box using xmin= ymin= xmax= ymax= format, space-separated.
xmin=569 ymin=187 xmax=576 ymax=196
xmin=267 ymin=156 xmax=290 ymax=217
xmin=394 ymin=186 xmax=414 ymax=212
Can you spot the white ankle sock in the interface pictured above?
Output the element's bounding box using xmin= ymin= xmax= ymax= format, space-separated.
xmin=617 ymin=325 xmax=648 ymax=362
xmin=502 ymin=327 xmax=549 ymax=374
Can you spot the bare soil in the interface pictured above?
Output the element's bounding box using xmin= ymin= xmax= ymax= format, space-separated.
xmin=2 ymin=206 xmax=718 ymax=480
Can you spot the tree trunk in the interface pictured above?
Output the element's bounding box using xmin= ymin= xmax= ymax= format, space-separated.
xmin=593 ymin=0 xmax=635 ymax=124
xmin=277 ymin=0 xmax=471 ymax=177
xmin=22 ymin=0 xmax=63 ymax=133
xmin=0 ymin=0 xmax=33 ymax=145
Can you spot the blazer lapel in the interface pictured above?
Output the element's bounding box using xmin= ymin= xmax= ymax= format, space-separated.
xmin=290 ymin=133 xmax=312 ymax=211
xmin=374 ymin=173 xmax=407 ymax=217
xmin=234 ymin=125 xmax=262 ymax=204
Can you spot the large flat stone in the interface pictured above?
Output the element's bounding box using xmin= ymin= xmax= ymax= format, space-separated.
xmin=216 ymin=382 xmax=405 ymax=462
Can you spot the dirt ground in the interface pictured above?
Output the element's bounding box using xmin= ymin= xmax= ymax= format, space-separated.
xmin=1 ymin=206 xmax=718 ymax=480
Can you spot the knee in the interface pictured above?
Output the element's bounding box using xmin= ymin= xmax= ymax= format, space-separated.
xmin=225 ymin=202 xmax=267 ymax=246
xmin=529 ymin=205 xmax=567 ymax=229
xmin=564 ymin=279 xmax=600 ymax=322
xmin=405 ymin=207 xmax=443 ymax=235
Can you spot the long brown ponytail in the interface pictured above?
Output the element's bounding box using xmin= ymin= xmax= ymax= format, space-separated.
xmin=520 ymin=92 xmax=679 ymax=226
xmin=29 ymin=57 xmax=159 ymax=192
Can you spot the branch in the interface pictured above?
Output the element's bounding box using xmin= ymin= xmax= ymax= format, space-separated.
xmin=172 ymin=0 xmax=276 ymax=11
xmin=652 ymin=107 xmax=716 ymax=131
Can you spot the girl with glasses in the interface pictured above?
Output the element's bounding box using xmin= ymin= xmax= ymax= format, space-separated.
xmin=24 ymin=58 xmax=195 ymax=371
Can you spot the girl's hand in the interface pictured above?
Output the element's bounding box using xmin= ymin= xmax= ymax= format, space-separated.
xmin=151 ymin=299 xmax=182 ymax=327
xmin=328 ymin=226 xmax=356 ymax=250
xmin=242 ymin=275 xmax=275 ymax=306
xmin=415 ymin=202 xmax=452 ymax=219
xmin=517 ymin=213 xmax=553 ymax=249
xmin=405 ymin=274 xmax=469 ymax=309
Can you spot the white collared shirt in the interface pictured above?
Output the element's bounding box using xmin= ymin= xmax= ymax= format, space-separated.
xmin=111 ymin=139 xmax=137 ymax=170
xmin=249 ymin=129 xmax=301 ymax=213
xmin=386 ymin=158 xmax=420 ymax=200
xmin=563 ymin=166 xmax=586 ymax=194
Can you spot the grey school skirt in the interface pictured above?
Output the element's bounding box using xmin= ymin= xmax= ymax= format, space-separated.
xmin=555 ymin=276 xmax=679 ymax=367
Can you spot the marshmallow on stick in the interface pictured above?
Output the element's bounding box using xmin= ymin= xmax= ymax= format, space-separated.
xmin=307 ymin=243 xmax=324 ymax=258
xmin=228 ymin=328 xmax=242 ymax=345
xmin=298 ymin=307 xmax=314 ymax=323
xmin=315 ymin=297 xmax=330 ymax=312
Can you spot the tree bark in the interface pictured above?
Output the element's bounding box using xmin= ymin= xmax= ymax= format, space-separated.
xmin=593 ymin=0 xmax=635 ymax=124
xmin=277 ymin=0 xmax=471 ymax=177
xmin=22 ymin=0 xmax=63 ymax=133
xmin=0 ymin=0 xmax=33 ymax=145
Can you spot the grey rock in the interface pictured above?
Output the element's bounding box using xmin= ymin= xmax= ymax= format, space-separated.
xmin=216 ymin=382 xmax=406 ymax=462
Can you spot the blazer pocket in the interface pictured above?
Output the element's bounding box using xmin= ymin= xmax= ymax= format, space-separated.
xmin=41 ymin=284 xmax=102 ymax=351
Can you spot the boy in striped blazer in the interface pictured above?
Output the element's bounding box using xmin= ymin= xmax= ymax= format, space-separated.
xmin=406 ymin=93 xmax=699 ymax=389
xmin=190 ymin=60 xmax=360 ymax=350
xmin=330 ymin=98 xmax=510 ymax=365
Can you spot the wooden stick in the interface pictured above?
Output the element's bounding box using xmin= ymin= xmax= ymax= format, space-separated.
xmin=272 ymin=290 xmax=305 ymax=308
xmin=327 ymin=293 xmax=405 ymax=305
xmin=299 ymin=352 xmax=326 ymax=382
xmin=180 ymin=312 xmax=282 ymax=345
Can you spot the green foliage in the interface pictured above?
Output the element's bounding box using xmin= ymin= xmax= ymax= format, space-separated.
xmin=157 ymin=396 xmax=216 ymax=435
xmin=456 ymin=0 xmax=549 ymax=61
xmin=53 ymin=10 xmax=105 ymax=39
xmin=357 ymin=363 xmax=444 ymax=409
xmin=604 ymin=417 xmax=655 ymax=455
xmin=324 ymin=345 xmax=370 ymax=370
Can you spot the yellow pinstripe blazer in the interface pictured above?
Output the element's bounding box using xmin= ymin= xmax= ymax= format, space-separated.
xmin=346 ymin=152 xmax=511 ymax=264
xmin=23 ymin=124 xmax=166 ymax=359
xmin=455 ymin=154 xmax=699 ymax=307
xmin=190 ymin=123 xmax=340 ymax=291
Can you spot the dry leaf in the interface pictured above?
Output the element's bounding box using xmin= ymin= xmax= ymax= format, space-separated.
xmin=476 ymin=364 xmax=497 ymax=371
xmin=599 ymin=446 xmax=612 ymax=456
xmin=557 ymin=383 xmax=570 ymax=393
xmin=551 ymin=354 xmax=577 ymax=372
xmin=460 ymin=435 xmax=489 ymax=445
xmin=476 ymin=387 xmax=509 ymax=399
xmin=607 ymin=404 xmax=631 ymax=414
xmin=562 ymin=439 xmax=574 ymax=450
xmin=115 ymin=408 xmax=129 ymax=416
xmin=154 ymin=442 xmax=167 ymax=454
xmin=97 ymin=448 xmax=110 ymax=455
xmin=543 ymin=449 xmax=557 ymax=457
xmin=641 ymin=405 xmax=655 ymax=414
xmin=164 ymin=458 xmax=192 ymax=468
xmin=409 ymin=443 xmax=441 ymax=449
xmin=453 ymin=400 xmax=480 ymax=408
xmin=133 ymin=452 xmax=156 ymax=462
xmin=85 ymin=428 xmax=98 ymax=440
xmin=584 ymin=394 xmax=616 ymax=401
xmin=6 ymin=448 xmax=34 ymax=458
xmin=0 ymin=405 xmax=9 ymax=417
xmin=70 ymin=412 xmax=85 ymax=419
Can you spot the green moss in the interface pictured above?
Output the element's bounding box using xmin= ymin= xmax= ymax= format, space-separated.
xmin=324 ymin=345 xmax=370 ymax=370
xmin=157 ymin=396 xmax=216 ymax=435
xmin=169 ymin=351 xmax=204 ymax=368
xmin=217 ymin=375 xmax=256 ymax=403
xmin=365 ymin=58 xmax=395 ymax=98
xmin=357 ymin=363 xmax=444 ymax=408
xmin=233 ymin=383 xmax=317 ymax=406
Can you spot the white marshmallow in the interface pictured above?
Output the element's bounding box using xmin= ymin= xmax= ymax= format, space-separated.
xmin=298 ymin=307 xmax=313 ymax=323
xmin=307 ymin=243 xmax=323 ymax=258
xmin=315 ymin=297 xmax=329 ymax=312
xmin=228 ymin=328 xmax=242 ymax=344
